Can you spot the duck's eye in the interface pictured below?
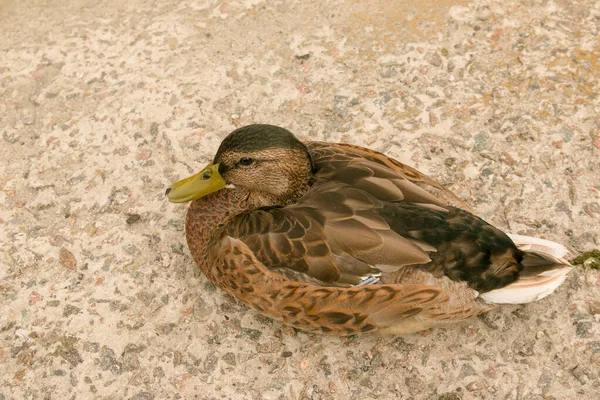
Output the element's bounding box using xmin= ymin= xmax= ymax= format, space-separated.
xmin=239 ymin=157 xmax=254 ymax=166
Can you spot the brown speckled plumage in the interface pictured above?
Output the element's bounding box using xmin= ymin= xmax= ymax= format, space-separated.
xmin=174 ymin=125 xmax=572 ymax=335
xmin=186 ymin=194 xmax=489 ymax=335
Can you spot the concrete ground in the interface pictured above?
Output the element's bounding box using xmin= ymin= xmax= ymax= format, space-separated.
xmin=1 ymin=0 xmax=599 ymax=399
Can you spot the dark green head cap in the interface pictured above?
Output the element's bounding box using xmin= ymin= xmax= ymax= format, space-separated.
xmin=214 ymin=124 xmax=307 ymax=162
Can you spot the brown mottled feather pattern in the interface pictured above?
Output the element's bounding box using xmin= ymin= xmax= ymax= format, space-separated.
xmin=187 ymin=197 xmax=490 ymax=334
xmin=199 ymin=218 xmax=486 ymax=335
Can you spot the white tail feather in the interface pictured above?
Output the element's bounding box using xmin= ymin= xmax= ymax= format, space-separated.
xmin=506 ymin=233 xmax=570 ymax=259
xmin=480 ymin=234 xmax=573 ymax=305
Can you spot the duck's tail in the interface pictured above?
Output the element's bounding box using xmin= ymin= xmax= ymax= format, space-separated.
xmin=480 ymin=233 xmax=573 ymax=304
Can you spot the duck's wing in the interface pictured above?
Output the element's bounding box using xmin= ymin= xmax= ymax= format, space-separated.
xmin=225 ymin=181 xmax=523 ymax=293
xmin=307 ymin=141 xmax=473 ymax=212
xmin=224 ymin=181 xmax=434 ymax=287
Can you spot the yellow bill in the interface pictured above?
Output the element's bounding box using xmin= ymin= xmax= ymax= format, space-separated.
xmin=166 ymin=163 xmax=226 ymax=203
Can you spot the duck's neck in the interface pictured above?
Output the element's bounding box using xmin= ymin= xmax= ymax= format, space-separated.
xmin=185 ymin=189 xmax=248 ymax=282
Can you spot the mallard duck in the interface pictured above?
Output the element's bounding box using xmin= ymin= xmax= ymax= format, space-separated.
xmin=166 ymin=124 xmax=572 ymax=335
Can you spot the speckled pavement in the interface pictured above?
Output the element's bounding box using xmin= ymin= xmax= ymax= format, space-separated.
xmin=1 ymin=0 xmax=599 ymax=399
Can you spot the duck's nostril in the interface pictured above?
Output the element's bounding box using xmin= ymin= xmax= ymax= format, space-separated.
xmin=165 ymin=187 xmax=172 ymax=196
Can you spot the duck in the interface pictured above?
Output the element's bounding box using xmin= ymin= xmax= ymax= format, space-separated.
xmin=166 ymin=124 xmax=572 ymax=335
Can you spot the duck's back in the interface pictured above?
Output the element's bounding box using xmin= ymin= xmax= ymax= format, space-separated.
xmin=306 ymin=141 xmax=474 ymax=211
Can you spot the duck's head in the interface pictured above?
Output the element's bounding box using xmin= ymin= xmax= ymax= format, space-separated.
xmin=166 ymin=124 xmax=313 ymax=208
